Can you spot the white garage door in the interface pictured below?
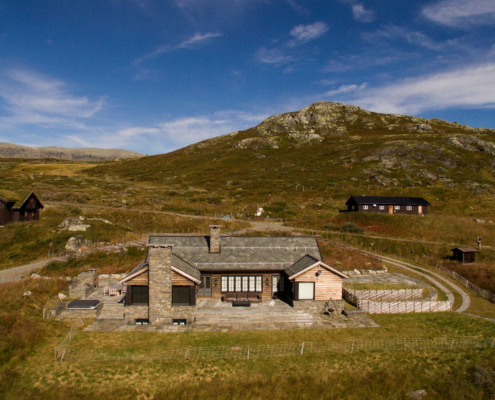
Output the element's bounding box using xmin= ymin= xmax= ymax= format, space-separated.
xmin=298 ymin=282 xmax=314 ymax=300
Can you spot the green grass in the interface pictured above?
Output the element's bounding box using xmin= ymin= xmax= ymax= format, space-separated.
xmin=5 ymin=313 xmax=495 ymax=399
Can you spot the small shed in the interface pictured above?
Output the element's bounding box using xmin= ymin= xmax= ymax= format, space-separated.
xmin=451 ymin=247 xmax=478 ymax=264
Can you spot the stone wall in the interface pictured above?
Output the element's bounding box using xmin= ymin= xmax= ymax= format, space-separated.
xmin=293 ymin=300 xmax=345 ymax=314
xmin=56 ymin=303 xmax=102 ymax=319
xmin=124 ymin=305 xmax=149 ymax=321
xmin=148 ymin=245 xmax=173 ymax=324
xmin=69 ymin=270 xmax=97 ymax=299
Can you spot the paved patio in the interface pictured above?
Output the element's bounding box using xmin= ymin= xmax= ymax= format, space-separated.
xmin=85 ymin=298 xmax=379 ymax=332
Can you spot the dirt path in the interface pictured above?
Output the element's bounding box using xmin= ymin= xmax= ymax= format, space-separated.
xmin=0 ymin=258 xmax=65 ymax=284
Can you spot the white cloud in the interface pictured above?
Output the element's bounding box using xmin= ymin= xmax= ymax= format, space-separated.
xmin=352 ymin=4 xmax=375 ymax=22
xmin=135 ymin=32 xmax=222 ymax=65
xmin=257 ymin=21 xmax=328 ymax=66
xmin=255 ymin=47 xmax=294 ymax=65
xmin=339 ymin=63 xmax=495 ymax=114
xmin=423 ymin=0 xmax=495 ymax=27
xmin=62 ymin=110 xmax=269 ymax=154
xmin=325 ymin=83 xmax=367 ymax=97
xmin=0 ymin=69 xmax=104 ymax=131
xmin=289 ymin=22 xmax=328 ymax=44
xmin=364 ymin=25 xmax=448 ymax=51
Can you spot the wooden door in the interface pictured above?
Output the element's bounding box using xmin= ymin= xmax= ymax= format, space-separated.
xmin=198 ymin=275 xmax=212 ymax=297
xmin=388 ymin=205 xmax=393 ymax=214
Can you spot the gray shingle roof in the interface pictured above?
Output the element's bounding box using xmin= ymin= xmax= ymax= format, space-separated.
xmin=149 ymin=235 xmax=321 ymax=272
xmin=171 ymin=254 xmax=201 ymax=280
xmin=286 ymin=254 xmax=319 ymax=277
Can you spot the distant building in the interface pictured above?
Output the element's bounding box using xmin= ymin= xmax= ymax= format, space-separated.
xmin=451 ymin=247 xmax=477 ymax=264
xmin=345 ymin=196 xmax=430 ymax=215
xmin=0 ymin=192 xmax=44 ymax=226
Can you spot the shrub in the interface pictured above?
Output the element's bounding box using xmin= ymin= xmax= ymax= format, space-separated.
xmin=340 ymin=222 xmax=364 ymax=234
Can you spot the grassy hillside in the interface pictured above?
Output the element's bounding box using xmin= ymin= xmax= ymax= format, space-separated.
xmin=1 ymin=102 xmax=494 ymax=289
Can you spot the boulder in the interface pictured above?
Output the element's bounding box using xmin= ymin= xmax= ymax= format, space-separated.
xmin=406 ymin=390 xmax=427 ymax=400
xmin=65 ymin=236 xmax=92 ymax=252
xmin=31 ymin=273 xmax=41 ymax=279
xmin=23 ymin=291 xmax=32 ymax=296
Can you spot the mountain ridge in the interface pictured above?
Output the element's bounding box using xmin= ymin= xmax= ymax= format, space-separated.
xmin=0 ymin=142 xmax=143 ymax=161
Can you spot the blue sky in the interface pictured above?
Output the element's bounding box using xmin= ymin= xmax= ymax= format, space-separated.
xmin=0 ymin=0 xmax=494 ymax=154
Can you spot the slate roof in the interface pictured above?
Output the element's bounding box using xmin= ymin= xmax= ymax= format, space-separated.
xmin=149 ymin=235 xmax=322 ymax=272
xmin=171 ymin=254 xmax=201 ymax=280
xmin=346 ymin=196 xmax=430 ymax=206
xmin=286 ymin=254 xmax=319 ymax=277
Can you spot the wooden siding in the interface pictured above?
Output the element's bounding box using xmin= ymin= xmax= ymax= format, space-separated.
xmin=350 ymin=204 xmax=428 ymax=215
xmin=126 ymin=270 xmax=149 ymax=286
xmin=204 ymin=272 xmax=282 ymax=301
xmin=293 ymin=266 xmax=343 ymax=300
xmin=172 ymin=270 xmax=195 ymax=286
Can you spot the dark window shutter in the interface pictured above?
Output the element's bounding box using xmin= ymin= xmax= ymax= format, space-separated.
xmin=189 ymin=286 xmax=196 ymax=306
xmin=126 ymin=286 xmax=133 ymax=305
xmin=294 ymin=282 xmax=299 ymax=301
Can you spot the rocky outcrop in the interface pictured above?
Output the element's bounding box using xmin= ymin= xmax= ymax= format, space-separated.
xmin=65 ymin=236 xmax=92 ymax=252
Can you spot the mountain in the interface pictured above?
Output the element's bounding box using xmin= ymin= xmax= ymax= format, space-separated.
xmin=91 ymin=101 xmax=495 ymax=217
xmin=0 ymin=143 xmax=143 ymax=161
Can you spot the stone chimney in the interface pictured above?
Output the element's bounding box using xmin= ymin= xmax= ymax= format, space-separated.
xmin=209 ymin=225 xmax=221 ymax=253
xmin=147 ymin=244 xmax=173 ymax=325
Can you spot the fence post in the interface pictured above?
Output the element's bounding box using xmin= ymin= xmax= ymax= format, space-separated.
xmin=247 ymin=346 xmax=250 ymax=359
xmin=184 ymin=347 xmax=190 ymax=360
xmin=450 ymin=338 xmax=454 ymax=349
xmin=351 ymin=341 xmax=354 ymax=353
xmin=301 ymin=342 xmax=304 ymax=355
xmin=491 ymin=338 xmax=495 ymax=348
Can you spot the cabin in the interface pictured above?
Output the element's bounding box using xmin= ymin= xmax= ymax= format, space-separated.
xmin=120 ymin=225 xmax=347 ymax=325
xmin=345 ymin=196 xmax=430 ymax=215
xmin=451 ymin=247 xmax=478 ymax=264
xmin=0 ymin=192 xmax=44 ymax=226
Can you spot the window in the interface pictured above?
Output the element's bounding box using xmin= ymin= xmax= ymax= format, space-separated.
xmin=131 ymin=286 xmax=149 ymax=304
xmin=363 ymin=205 xmax=369 ymax=210
xmin=379 ymin=205 xmax=385 ymax=210
xmin=172 ymin=286 xmax=194 ymax=306
xmin=296 ymin=282 xmax=314 ymax=300
xmin=221 ymin=275 xmax=263 ymax=292
xmin=406 ymin=206 xmax=412 ymax=211
xmin=394 ymin=205 xmax=400 ymax=210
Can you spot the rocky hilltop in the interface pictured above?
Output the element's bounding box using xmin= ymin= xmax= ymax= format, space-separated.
xmin=91 ymin=101 xmax=495 ymax=215
xmin=0 ymin=143 xmax=143 ymax=161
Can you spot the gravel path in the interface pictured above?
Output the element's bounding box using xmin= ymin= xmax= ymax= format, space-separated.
xmin=0 ymin=258 xmax=63 ymax=284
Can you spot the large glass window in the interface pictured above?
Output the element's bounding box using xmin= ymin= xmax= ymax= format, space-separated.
xmin=221 ymin=275 xmax=263 ymax=292
xmin=297 ymin=282 xmax=315 ymax=300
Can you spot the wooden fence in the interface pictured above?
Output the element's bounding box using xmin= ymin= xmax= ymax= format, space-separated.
xmin=435 ymin=265 xmax=495 ymax=304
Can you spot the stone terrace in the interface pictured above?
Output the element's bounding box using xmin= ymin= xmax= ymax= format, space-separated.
xmin=85 ymin=299 xmax=378 ymax=332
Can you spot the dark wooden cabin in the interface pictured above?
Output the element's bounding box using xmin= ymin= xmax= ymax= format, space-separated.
xmin=345 ymin=196 xmax=430 ymax=215
xmin=0 ymin=192 xmax=44 ymax=225
xmin=451 ymin=247 xmax=477 ymax=264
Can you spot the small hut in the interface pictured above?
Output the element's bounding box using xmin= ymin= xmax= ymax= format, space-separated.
xmin=451 ymin=247 xmax=478 ymax=264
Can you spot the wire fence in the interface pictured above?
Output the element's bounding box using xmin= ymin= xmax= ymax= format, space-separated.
xmin=435 ymin=265 xmax=495 ymax=304
xmin=57 ymin=336 xmax=495 ymax=363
